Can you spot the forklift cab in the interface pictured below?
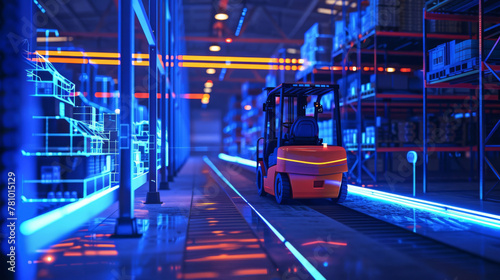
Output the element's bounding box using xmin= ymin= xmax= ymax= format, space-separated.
xmin=256 ymin=83 xmax=347 ymax=204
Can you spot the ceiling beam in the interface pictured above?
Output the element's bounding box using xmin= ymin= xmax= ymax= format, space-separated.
xmin=272 ymin=0 xmax=320 ymax=54
xmin=261 ymin=6 xmax=288 ymax=39
xmin=59 ymin=32 xmax=303 ymax=45
xmin=54 ymin=0 xmax=88 ymax=32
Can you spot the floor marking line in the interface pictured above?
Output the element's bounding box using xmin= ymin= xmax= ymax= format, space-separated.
xmin=203 ymin=156 xmax=326 ymax=280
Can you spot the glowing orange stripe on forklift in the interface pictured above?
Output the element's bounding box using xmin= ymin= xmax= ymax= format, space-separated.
xmin=277 ymin=157 xmax=347 ymax=165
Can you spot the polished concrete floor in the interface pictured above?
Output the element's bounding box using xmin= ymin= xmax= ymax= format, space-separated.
xmin=30 ymin=157 xmax=500 ymax=279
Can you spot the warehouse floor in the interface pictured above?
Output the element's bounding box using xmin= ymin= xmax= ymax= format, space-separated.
xmin=31 ymin=157 xmax=500 ymax=279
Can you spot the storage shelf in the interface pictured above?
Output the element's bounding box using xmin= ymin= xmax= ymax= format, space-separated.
xmin=427 ymin=65 xmax=500 ymax=87
xmin=427 ymin=0 xmax=500 ymax=15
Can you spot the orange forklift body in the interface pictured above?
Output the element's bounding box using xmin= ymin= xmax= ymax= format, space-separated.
xmin=261 ymin=146 xmax=347 ymax=198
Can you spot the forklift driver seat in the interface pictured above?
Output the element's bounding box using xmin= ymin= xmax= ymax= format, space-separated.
xmin=288 ymin=116 xmax=320 ymax=145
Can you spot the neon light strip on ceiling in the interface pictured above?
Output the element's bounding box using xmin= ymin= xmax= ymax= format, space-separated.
xmin=36 ymin=51 xmax=302 ymax=64
xmin=203 ymin=156 xmax=326 ymax=280
xmin=217 ymin=153 xmax=500 ymax=229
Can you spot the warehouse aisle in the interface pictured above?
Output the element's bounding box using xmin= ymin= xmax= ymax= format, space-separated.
xmin=31 ymin=158 xmax=282 ymax=279
xmin=207 ymin=157 xmax=500 ymax=279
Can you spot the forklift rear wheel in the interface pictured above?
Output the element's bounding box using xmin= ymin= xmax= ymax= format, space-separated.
xmin=257 ymin=165 xmax=266 ymax=196
xmin=275 ymin=173 xmax=291 ymax=204
xmin=331 ymin=175 xmax=348 ymax=204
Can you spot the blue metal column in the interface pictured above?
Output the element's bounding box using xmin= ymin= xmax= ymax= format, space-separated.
xmin=167 ymin=0 xmax=175 ymax=182
xmin=145 ymin=0 xmax=162 ymax=204
xmin=160 ymin=0 xmax=170 ymax=190
xmin=172 ymin=0 xmax=177 ymax=177
xmin=114 ymin=0 xmax=140 ymax=236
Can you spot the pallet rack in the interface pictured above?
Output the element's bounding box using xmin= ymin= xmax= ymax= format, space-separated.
xmin=325 ymin=0 xmax=427 ymax=184
xmin=423 ymin=0 xmax=500 ymax=200
xmin=294 ymin=0 xmax=500 ymax=193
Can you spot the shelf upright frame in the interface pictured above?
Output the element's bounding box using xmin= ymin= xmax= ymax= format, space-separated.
xmin=423 ymin=0 xmax=500 ymax=200
xmin=355 ymin=0 xmax=363 ymax=183
xmin=479 ymin=0 xmax=485 ymax=200
xmin=423 ymin=3 xmax=428 ymax=194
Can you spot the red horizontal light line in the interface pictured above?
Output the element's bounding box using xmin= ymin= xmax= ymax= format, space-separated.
xmin=93 ymin=92 xmax=207 ymax=99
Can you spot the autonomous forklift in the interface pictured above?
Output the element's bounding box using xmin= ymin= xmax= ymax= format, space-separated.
xmin=256 ymin=83 xmax=348 ymax=204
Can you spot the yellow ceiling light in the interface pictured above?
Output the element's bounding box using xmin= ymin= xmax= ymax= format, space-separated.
xmin=317 ymin=8 xmax=336 ymax=15
xmin=204 ymin=80 xmax=214 ymax=88
xmin=206 ymin=68 xmax=216 ymax=74
xmin=215 ymin=12 xmax=228 ymax=21
xmin=209 ymin=44 xmax=221 ymax=52
xmin=326 ymin=0 xmax=349 ymax=6
xmin=201 ymin=94 xmax=210 ymax=104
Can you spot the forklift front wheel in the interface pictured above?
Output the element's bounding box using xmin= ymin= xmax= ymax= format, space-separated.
xmin=257 ymin=164 xmax=266 ymax=197
xmin=275 ymin=173 xmax=291 ymax=205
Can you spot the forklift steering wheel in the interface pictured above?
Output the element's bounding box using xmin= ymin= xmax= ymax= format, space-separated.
xmin=283 ymin=122 xmax=293 ymax=129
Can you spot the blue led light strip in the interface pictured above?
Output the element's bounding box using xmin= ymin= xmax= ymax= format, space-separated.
xmin=348 ymin=185 xmax=500 ymax=228
xmin=203 ymin=156 xmax=326 ymax=280
xmin=218 ymin=153 xmax=256 ymax=167
xmin=218 ymin=153 xmax=500 ymax=229
xmin=235 ymin=7 xmax=248 ymax=37
xmin=33 ymin=0 xmax=46 ymax=13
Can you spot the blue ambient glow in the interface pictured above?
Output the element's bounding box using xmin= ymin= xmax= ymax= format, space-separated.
xmin=203 ymin=156 xmax=326 ymax=280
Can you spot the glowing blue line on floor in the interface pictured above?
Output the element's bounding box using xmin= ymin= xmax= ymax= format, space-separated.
xmin=218 ymin=153 xmax=257 ymax=167
xmin=348 ymin=185 xmax=500 ymax=229
xmin=204 ymin=156 xmax=326 ymax=280
xmin=217 ymin=153 xmax=500 ymax=229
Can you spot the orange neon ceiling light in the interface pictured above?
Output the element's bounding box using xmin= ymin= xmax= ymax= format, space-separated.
xmin=36 ymin=50 xmax=303 ymax=64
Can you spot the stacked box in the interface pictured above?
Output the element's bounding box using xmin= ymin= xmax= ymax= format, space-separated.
xmin=348 ymin=11 xmax=360 ymax=40
xmin=319 ymin=120 xmax=334 ymax=145
xmin=428 ymin=41 xmax=455 ymax=72
xmin=400 ymin=0 xmax=424 ymax=32
xmin=365 ymin=126 xmax=376 ymax=146
xmin=370 ymin=74 xmax=409 ymax=91
xmin=348 ymin=79 xmax=359 ymax=100
xmin=455 ymin=40 xmax=478 ymax=63
xmin=361 ymin=0 xmax=399 ymax=34
xmin=334 ymin=20 xmax=345 ymax=50
xmin=427 ymin=39 xmax=500 ymax=82
xmin=301 ymin=23 xmax=333 ymax=71
xmin=397 ymin=122 xmax=417 ymax=143
xmin=429 ymin=20 xmax=464 ymax=34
